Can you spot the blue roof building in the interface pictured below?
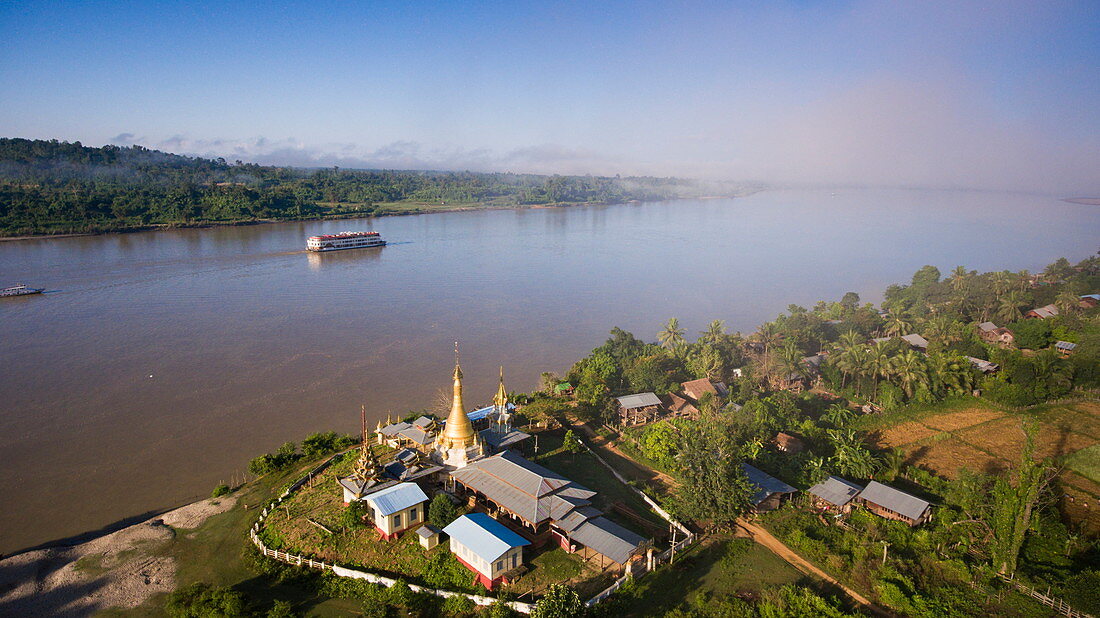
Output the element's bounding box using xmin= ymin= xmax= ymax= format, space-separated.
xmin=364 ymin=482 xmax=429 ymax=539
xmin=443 ymin=513 xmax=530 ymax=590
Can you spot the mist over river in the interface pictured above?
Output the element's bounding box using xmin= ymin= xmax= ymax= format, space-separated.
xmin=0 ymin=188 xmax=1097 ymax=554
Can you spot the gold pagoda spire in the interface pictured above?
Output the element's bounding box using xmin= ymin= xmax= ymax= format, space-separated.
xmin=352 ymin=405 xmax=380 ymax=482
xmin=439 ymin=342 xmax=476 ymax=450
xmin=493 ymin=366 xmax=508 ymax=411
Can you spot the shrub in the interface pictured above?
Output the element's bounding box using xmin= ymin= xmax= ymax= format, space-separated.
xmin=165 ymin=582 xmax=248 ymax=617
xmin=211 ymin=483 xmax=231 ymax=498
xmin=428 ymin=493 xmax=459 ymax=528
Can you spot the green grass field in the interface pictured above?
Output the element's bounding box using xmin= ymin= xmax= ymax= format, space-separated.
xmin=1066 ymin=444 xmax=1100 ymax=484
xmin=608 ymin=536 xmax=808 ymax=616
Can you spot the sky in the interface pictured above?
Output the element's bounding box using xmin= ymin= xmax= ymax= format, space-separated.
xmin=1 ymin=1 xmax=1098 ymax=193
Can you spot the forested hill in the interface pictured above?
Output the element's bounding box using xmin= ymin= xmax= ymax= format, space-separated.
xmin=0 ymin=138 xmax=743 ymax=236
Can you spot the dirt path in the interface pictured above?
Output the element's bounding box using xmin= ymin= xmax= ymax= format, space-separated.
xmin=569 ymin=419 xmax=677 ymax=492
xmin=736 ymin=518 xmax=886 ymax=615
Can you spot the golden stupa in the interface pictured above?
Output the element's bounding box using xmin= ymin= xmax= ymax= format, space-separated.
xmin=437 ymin=347 xmax=478 ymax=451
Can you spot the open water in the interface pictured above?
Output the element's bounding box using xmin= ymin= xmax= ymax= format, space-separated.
xmin=0 ymin=188 xmax=1097 ymax=554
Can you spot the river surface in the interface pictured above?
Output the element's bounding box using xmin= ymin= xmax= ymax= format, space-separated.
xmin=1 ymin=188 xmax=1097 ymax=554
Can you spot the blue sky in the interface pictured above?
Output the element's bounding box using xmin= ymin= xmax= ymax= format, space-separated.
xmin=1 ymin=1 xmax=1097 ymax=192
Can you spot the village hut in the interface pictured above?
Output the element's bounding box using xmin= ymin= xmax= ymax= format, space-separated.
xmin=774 ymin=432 xmax=805 ymax=454
xmin=741 ymin=463 xmax=797 ymax=512
xmin=1055 ymin=341 xmax=1077 ymax=356
xmin=807 ymin=476 xmax=864 ymax=514
xmin=1027 ymin=304 xmax=1060 ymax=319
xmin=900 ymin=334 xmax=929 ymax=351
xmin=615 ymin=392 xmax=664 ymax=426
xmin=856 ymin=481 xmax=931 ymax=526
xmin=681 ymin=378 xmax=729 ymax=402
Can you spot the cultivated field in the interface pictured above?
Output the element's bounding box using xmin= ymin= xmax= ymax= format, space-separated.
xmin=870 ymin=399 xmax=1100 ymax=532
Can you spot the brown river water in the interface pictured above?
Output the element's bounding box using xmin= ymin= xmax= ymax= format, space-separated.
xmin=0 ymin=189 xmax=1097 ymax=555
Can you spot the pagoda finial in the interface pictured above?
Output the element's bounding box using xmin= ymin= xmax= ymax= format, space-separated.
xmin=352 ymin=405 xmax=380 ymax=482
xmin=440 ymin=342 xmax=475 ymax=450
xmin=493 ymin=365 xmax=508 ymax=411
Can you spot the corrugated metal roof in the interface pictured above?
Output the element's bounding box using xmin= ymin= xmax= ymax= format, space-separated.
xmin=901 ymin=334 xmax=929 ymax=349
xmin=1082 ymin=294 xmax=1100 ymax=301
xmin=1030 ymin=304 xmax=1059 ymax=318
xmin=616 ymin=393 xmax=662 ymax=409
xmin=858 ymin=481 xmax=930 ymax=521
xmin=808 ymin=476 xmax=864 ymax=507
xmin=567 ymin=516 xmax=646 ymax=565
xmin=741 ymin=463 xmax=796 ymax=506
xmin=978 ymin=322 xmax=998 ymax=332
xmin=450 ymin=452 xmax=594 ymax=525
xmin=479 ymin=428 xmax=531 ymax=450
xmin=417 ymin=525 xmax=440 ymax=538
xmin=1055 ymin=341 xmax=1077 ymax=350
xmin=443 ymin=513 xmax=529 ymax=562
xmin=379 ymin=421 xmax=411 ymax=437
xmin=467 ymin=403 xmax=517 ymax=422
xmin=365 ymin=482 xmax=428 ymax=516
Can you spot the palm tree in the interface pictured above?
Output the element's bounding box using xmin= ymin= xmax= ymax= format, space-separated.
xmin=996 ymin=292 xmax=1026 ymax=324
xmin=866 ymin=340 xmax=892 ymax=400
xmin=1055 ymin=290 xmax=1080 ymax=316
xmin=658 ymin=317 xmax=686 ymax=351
xmin=699 ymin=319 xmax=727 ymax=346
xmin=755 ymin=322 xmax=781 ymax=356
xmin=838 ymin=329 xmax=864 ymax=351
xmin=889 ymin=350 xmax=928 ymax=399
xmin=822 ymin=403 xmax=855 ymax=427
xmin=779 ymin=340 xmax=805 ymax=385
xmin=992 ymin=271 xmax=1014 ymax=296
xmin=950 ymin=265 xmax=971 ymax=295
xmin=884 ymin=313 xmax=912 ymax=338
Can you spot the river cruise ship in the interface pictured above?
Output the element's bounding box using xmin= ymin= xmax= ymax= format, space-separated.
xmin=1 ymin=284 xmax=44 ymax=297
xmin=306 ymin=231 xmax=386 ymax=252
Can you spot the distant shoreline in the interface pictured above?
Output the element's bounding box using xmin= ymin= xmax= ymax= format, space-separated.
xmin=0 ymin=194 xmax=747 ymax=242
xmin=1062 ymin=197 xmax=1100 ymax=205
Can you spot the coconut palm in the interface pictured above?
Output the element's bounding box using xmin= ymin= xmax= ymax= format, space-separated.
xmin=778 ymin=340 xmax=805 ymax=385
xmin=658 ymin=317 xmax=686 ymax=351
xmin=755 ymin=322 xmax=781 ymax=355
xmin=1055 ymin=290 xmax=1080 ymax=315
xmin=884 ymin=313 xmax=912 ymax=338
xmin=890 ymin=350 xmax=928 ymax=399
xmin=838 ymin=329 xmax=864 ymax=351
xmin=950 ymin=265 xmax=971 ymax=294
xmin=866 ymin=340 xmax=892 ymax=400
xmin=996 ymin=292 xmax=1026 ymax=324
xmin=699 ymin=319 xmax=727 ymax=346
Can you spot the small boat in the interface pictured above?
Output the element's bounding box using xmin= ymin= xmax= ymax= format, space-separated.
xmin=306 ymin=231 xmax=386 ymax=252
xmin=1 ymin=284 xmax=44 ymax=297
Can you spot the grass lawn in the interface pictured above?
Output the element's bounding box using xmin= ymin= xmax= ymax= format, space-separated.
xmin=609 ymin=536 xmax=807 ymax=616
xmin=1066 ymin=444 xmax=1100 ymax=484
xmin=106 ymin=455 xmax=366 ymax=617
xmin=532 ymin=429 xmax=669 ymax=537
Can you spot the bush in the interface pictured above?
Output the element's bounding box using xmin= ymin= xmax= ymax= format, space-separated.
xmin=343 ymin=500 xmax=368 ymax=530
xmin=165 ymin=582 xmax=248 ymax=617
xmin=302 ymin=431 xmax=357 ymax=459
xmin=441 ymin=594 xmax=476 ymax=616
xmin=212 ymin=483 xmax=231 ymax=498
xmin=428 ymin=493 xmax=459 ymax=528
xmin=531 ymin=584 xmax=587 ymax=618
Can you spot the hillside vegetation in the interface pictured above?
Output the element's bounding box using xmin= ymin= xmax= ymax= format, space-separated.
xmin=0 ymin=138 xmax=743 ymax=236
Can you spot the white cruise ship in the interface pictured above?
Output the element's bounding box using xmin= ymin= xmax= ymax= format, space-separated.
xmin=306 ymin=231 xmax=386 ymax=252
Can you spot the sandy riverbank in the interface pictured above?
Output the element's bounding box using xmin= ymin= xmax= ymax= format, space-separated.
xmin=0 ymin=496 xmax=236 ymax=616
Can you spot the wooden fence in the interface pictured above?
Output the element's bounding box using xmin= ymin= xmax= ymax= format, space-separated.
xmin=1000 ymin=574 xmax=1093 ymax=618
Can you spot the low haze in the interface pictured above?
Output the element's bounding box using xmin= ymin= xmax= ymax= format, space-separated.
xmin=2 ymin=1 xmax=1098 ymax=191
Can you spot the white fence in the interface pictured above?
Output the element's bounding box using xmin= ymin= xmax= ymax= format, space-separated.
xmin=575 ymin=432 xmax=697 ymax=607
xmin=248 ymin=449 xmax=534 ymax=614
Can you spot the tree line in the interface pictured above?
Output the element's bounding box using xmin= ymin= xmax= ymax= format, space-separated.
xmin=0 ymin=137 xmax=731 ymax=236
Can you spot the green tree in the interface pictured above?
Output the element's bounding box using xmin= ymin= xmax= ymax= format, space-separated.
xmin=531 ymin=584 xmax=587 ymax=618
xmin=658 ymin=317 xmax=686 ymax=351
xmin=672 ymin=423 xmax=753 ymax=528
xmin=562 ymin=429 xmax=583 ymax=453
xmin=889 ymin=349 xmax=928 ymax=399
xmin=699 ymin=319 xmax=727 ymax=345
xmin=428 ymin=493 xmax=459 ymax=528
xmin=996 ymin=292 xmax=1027 ymax=324
xmin=990 ymin=424 xmax=1055 ymax=576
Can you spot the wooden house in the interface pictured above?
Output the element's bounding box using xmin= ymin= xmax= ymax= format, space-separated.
xmin=966 ymin=356 xmax=999 ymax=374
xmin=900 ymin=334 xmax=929 ymax=352
xmin=681 ymin=378 xmax=729 ymax=402
xmin=807 ymin=476 xmax=864 ymax=514
xmin=978 ymin=322 xmax=1015 ymax=346
xmin=615 ymin=392 xmax=664 ymax=426
xmin=444 ymin=513 xmax=530 ymax=590
xmin=662 ymin=392 xmax=700 ymax=420
xmin=856 ymin=481 xmax=931 ymax=526
xmin=774 ymin=432 xmax=805 ymax=454
xmin=1080 ymin=294 xmax=1100 ymax=308
xmin=742 ymin=463 xmax=797 ymax=512
xmin=1027 ymin=304 xmax=1060 ymax=319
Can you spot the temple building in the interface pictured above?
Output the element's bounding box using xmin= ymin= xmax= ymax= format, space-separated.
xmin=432 ymin=351 xmax=487 ymax=469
